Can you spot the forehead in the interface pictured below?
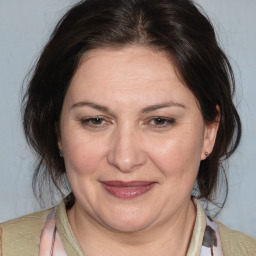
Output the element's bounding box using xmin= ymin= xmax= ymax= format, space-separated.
xmin=75 ymin=46 xmax=178 ymax=81
xmin=65 ymin=46 xmax=196 ymax=108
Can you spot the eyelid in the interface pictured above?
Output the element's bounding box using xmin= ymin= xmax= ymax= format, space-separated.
xmin=144 ymin=116 xmax=175 ymax=128
xmin=79 ymin=115 xmax=175 ymax=130
xmin=80 ymin=115 xmax=113 ymax=128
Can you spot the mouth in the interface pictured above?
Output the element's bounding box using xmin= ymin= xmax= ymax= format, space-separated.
xmin=100 ymin=181 xmax=156 ymax=199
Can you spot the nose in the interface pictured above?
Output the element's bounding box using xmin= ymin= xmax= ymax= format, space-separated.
xmin=107 ymin=126 xmax=146 ymax=172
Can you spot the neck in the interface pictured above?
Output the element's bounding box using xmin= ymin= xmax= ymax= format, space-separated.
xmin=67 ymin=199 xmax=196 ymax=256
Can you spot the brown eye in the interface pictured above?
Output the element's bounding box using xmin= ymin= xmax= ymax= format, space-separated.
xmin=153 ymin=118 xmax=167 ymax=125
xmin=90 ymin=117 xmax=104 ymax=125
xmin=81 ymin=116 xmax=109 ymax=128
xmin=148 ymin=117 xmax=175 ymax=128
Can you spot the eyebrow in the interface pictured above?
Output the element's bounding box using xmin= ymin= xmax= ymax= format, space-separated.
xmin=71 ymin=100 xmax=185 ymax=114
xmin=71 ymin=101 xmax=112 ymax=114
xmin=140 ymin=102 xmax=185 ymax=114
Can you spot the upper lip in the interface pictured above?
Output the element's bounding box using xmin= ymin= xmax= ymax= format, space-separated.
xmin=100 ymin=181 xmax=156 ymax=187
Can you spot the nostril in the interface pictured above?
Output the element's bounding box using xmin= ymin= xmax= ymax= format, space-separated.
xmin=107 ymin=145 xmax=146 ymax=172
xmin=106 ymin=128 xmax=147 ymax=172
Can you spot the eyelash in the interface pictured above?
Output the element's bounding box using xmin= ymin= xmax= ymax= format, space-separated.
xmin=80 ymin=116 xmax=175 ymax=129
xmin=146 ymin=117 xmax=175 ymax=128
xmin=80 ymin=116 xmax=110 ymax=128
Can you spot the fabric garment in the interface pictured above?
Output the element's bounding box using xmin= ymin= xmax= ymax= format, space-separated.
xmin=0 ymin=198 xmax=255 ymax=256
xmin=200 ymin=217 xmax=223 ymax=256
xmin=38 ymin=210 xmax=66 ymax=256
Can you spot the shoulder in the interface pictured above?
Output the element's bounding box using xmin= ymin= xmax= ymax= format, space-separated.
xmin=0 ymin=207 xmax=53 ymax=235
xmin=0 ymin=207 xmax=52 ymax=228
xmin=217 ymin=221 xmax=256 ymax=256
xmin=0 ymin=207 xmax=53 ymax=255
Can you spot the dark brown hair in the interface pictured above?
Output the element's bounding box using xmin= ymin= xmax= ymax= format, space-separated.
xmin=22 ymin=0 xmax=241 ymax=209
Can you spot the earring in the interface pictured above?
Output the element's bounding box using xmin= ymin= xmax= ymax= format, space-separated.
xmin=59 ymin=150 xmax=63 ymax=158
xmin=205 ymin=152 xmax=209 ymax=157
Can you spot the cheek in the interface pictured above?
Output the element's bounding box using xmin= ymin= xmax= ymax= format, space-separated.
xmin=62 ymin=130 xmax=107 ymax=176
xmin=145 ymin=129 xmax=204 ymax=177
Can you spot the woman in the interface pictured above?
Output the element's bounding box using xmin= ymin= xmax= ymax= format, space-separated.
xmin=0 ymin=0 xmax=255 ymax=255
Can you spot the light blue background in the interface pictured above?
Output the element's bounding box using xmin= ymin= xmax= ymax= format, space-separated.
xmin=0 ymin=0 xmax=255 ymax=238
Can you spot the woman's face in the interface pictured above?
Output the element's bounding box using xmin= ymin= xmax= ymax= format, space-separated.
xmin=58 ymin=46 xmax=218 ymax=232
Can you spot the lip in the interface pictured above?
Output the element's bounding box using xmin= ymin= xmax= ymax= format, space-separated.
xmin=101 ymin=181 xmax=156 ymax=199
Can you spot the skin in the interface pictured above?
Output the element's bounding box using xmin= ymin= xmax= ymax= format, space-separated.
xmin=58 ymin=46 xmax=219 ymax=256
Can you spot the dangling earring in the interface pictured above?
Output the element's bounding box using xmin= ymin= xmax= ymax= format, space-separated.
xmin=59 ymin=150 xmax=63 ymax=158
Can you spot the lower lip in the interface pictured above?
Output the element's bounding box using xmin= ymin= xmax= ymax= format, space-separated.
xmin=101 ymin=182 xmax=156 ymax=199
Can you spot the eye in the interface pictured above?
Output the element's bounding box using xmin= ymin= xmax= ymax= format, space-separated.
xmin=80 ymin=116 xmax=111 ymax=128
xmin=147 ymin=117 xmax=175 ymax=128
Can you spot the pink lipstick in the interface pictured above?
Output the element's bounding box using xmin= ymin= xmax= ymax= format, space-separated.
xmin=101 ymin=181 xmax=156 ymax=199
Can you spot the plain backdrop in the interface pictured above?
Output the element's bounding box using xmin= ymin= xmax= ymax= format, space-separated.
xmin=0 ymin=0 xmax=255 ymax=238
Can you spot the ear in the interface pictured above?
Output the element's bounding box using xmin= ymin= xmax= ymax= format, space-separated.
xmin=58 ymin=138 xmax=63 ymax=151
xmin=201 ymin=108 xmax=220 ymax=160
